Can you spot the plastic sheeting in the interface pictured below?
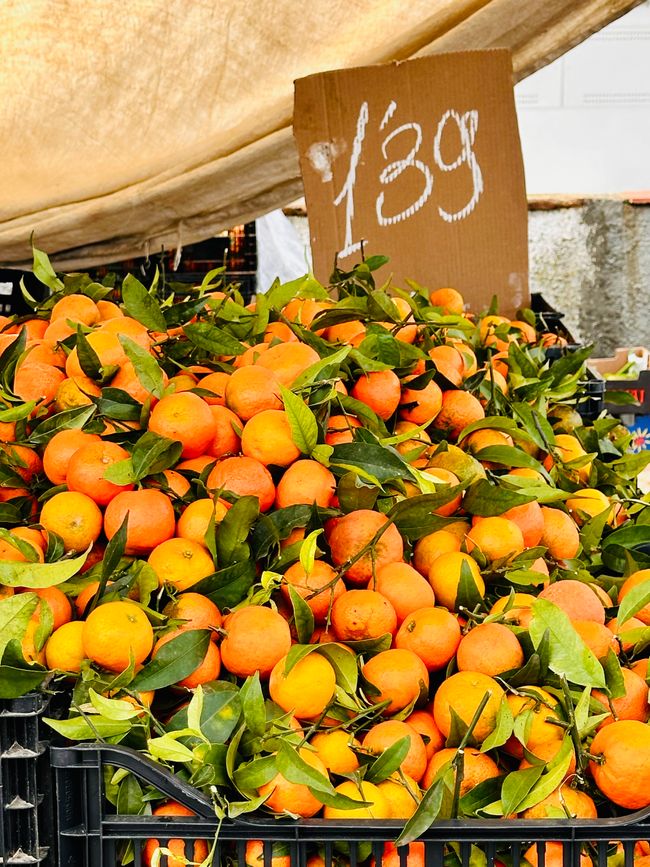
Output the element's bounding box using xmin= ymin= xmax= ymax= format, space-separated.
xmin=0 ymin=0 xmax=641 ymax=268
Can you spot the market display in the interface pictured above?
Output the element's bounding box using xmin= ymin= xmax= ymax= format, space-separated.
xmin=1 ymin=249 xmax=650 ymax=864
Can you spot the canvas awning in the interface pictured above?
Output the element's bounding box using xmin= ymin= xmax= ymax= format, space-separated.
xmin=0 ymin=0 xmax=641 ymax=269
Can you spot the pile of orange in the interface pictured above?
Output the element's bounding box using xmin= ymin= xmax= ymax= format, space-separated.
xmin=1 ymin=252 xmax=649 ymax=862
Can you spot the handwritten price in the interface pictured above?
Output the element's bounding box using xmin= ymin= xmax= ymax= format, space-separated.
xmin=334 ymin=100 xmax=484 ymax=259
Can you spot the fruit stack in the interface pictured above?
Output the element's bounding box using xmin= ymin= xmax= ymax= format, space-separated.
xmin=0 ymin=250 xmax=649 ymax=864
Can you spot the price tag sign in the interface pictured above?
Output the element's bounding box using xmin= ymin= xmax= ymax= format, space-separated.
xmin=294 ymin=50 xmax=528 ymax=314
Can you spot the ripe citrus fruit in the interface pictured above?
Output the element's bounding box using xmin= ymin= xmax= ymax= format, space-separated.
xmin=395 ymin=607 xmax=461 ymax=671
xmin=269 ymin=652 xmax=336 ymax=719
xmin=40 ymin=491 xmax=103 ymax=553
xmin=148 ymin=538 xmax=215 ymax=591
xmin=427 ymin=552 xmax=485 ymax=611
xmin=363 ymin=720 xmax=427 ymax=782
xmin=362 ymin=648 xmax=429 ymax=715
xmin=148 ymin=392 xmax=216 ymax=458
xmin=82 ymin=601 xmax=154 ymax=672
xmin=590 ymin=720 xmax=650 ymax=809
xmin=456 ymin=622 xmax=524 ymax=676
xmin=104 ymin=489 xmax=176 ymax=555
xmin=368 ymin=562 xmax=435 ymax=623
xmin=331 ymin=589 xmax=397 ymax=641
xmin=220 ymin=606 xmax=291 ymax=678
xmin=328 ymin=510 xmax=404 ymax=585
xmin=433 ymin=671 xmax=505 ymax=744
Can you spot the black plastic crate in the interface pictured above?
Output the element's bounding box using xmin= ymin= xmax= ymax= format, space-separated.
xmin=52 ymin=742 xmax=650 ymax=867
xmin=0 ymin=694 xmax=56 ymax=866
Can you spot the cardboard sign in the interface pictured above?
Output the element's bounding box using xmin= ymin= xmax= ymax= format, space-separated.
xmin=293 ymin=50 xmax=529 ymax=315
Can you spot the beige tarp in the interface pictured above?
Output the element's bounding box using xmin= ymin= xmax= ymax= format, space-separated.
xmin=0 ymin=0 xmax=641 ymax=268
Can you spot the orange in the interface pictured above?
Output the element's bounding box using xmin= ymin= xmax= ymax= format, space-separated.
xmin=619 ymin=570 xmax=650 ymax=624
xmin=428 ymin=345 xmax=464 ymax=386
xmin=362 ymin=648 xmax=429 ymax=715
xmin=521 ymin=786 xmax=597 ymax=819
xmin=398 ymin=379 xmax=443 ymax=425
xmin=325 ymin=320 xmax=365 ymax=344
xmin=404 ymin=710 xmax=445 ymax=759
xmin=153 ymin=630 xmax=221 ymax=689
xmin=466 ymin=517 xmax=525 ymax=562
xmin=524 ymin=842 xmax=591 ymax=867
xmin=54 ymin=375 xmax=102 ymax=412
xmin=412 ymin=530 xmax=461 ymax=577
xmin=325 ymin=413 xmax=362 ymax=445
xmin=275 ymin=459 xmax=336 ymax=509
xmin=572 ymin=620 xmax=618 ymax=660
xmin=607 ymin=616 xmax=646 ymax=653
xmin=592 ymin=667 xmax=649 ymax=727
xmin=322 ymin=780 xmax=390 ymax=820
xmin=282 ymin=298 xmax=331 ymax=330
xmin=205 ymin=405 xmax=242 ymax=459
xmin=518 ymin=739 xmax=577 ymax=779
xmin=241 ymin=409 xmax=301 ymax=467
xmin=44 ymin=621 xmax=86 ymax=673
xmin=50 ymin=294 xmax=100 ymax=326
xmin=368 ymin=562 xmax=435 ymax=624
xmin=351 ymin=371 xmax=401 ymax=420
xmin=431 ymin=390 xmax=485 ymax=440
xmin=433 ymin=671 xmax=504 ymax=744
xmin=264 ymin=321 xmax=299 ymax=344
xmin=1 ymin=444 xmax=42 ymax=483
xmin=196 ymin=371 xmax=230 ymax=405
xmin=376 ymin=775 xmax=421 ymax=820
xmin=206 ymin=456 xmax=275 ymax=511
xmin=427 ymin=552 xmax=485 ymax=612
xmin=148 ymin=538 xmax=215 ymax=591
xmin=504 ymin=686 xmax=564 ymax=758
xmin=82 ymin=601 xmax=154 ymax=672
xmin=96 ymin=300 xmax=123 ymax=320
xmin=75 ymin=581 xmax=113 ymax=617
xmin=479 ymin=314 xmax=509 ymax=344
xmin=142 ymin=802 xmax=209 ymax=867
xmin=331 ymin=589 xmax=397 ymax=641
xmin=110 ymin=362 xmax=168 ymax=405
xmin=163 ymin=592 xmax=222 ymax=638
xmin=510 ymin=320 xmax=537 ymax=343
xmin=66 ymin=441 xmax=133 ymax=506
xmin=34 ymin=586 xmax=72 ymax=631
xmin=220 ymin=605 xmax=291 ymax=678
xmin=310 ymin=729 xmax=360 ymax=775
xmin=176 ymin=498 xmax=229 ymax=547
xmin=98 ymin=315 xmax=152 ymax=350
xmin=456 ymin=622 xmax=524 ymax=676
xmin=590 ymin=720 xmax=650 ymax=809
xmin=363 ymin=720 xmax=427 ymax=782
xmin=566 ymin=488 xmax=613 ymax=526
xmin=148 ymin=468 xmax=191 ymax=498
xmin=422 ymin=747 xmax=498 ymax=794
xmin=540 ymin=507 xmax=580 ymax=560
xmin=499 ymin=501 xmax=545 ymax=547
xmin=393 ymin=420 xmax=432 ymax=464
xmin=258 ymin=747 xmax=328 ymax=817
xmin=65 ymin=332 xmax=128 ymax=379
xmin=429 ymin=287 xmax=464 ymax=314
xmin=257 ymin=342 xmax=320 ymax=386
xmin=225 ymin=365 xmax=282 ymax=421
xmin=40 ymin=490 xmax=103 ymax=553
xmin=371 ymin=842 xmax=424 ymax=867
xmin=281 ymin=560 xmax=344 ymax=622
xmin=543 ymin=433 xmax=592 ymax=484
xmin=538 ymin=580 xmax=605 ymax=624
xmin=103 ymin=489 xmax=176 ymax=555
xmin=148 ymin=392 xmax=216 ymax=459
xmin=13 ymin=362 xmax=65 ymax=407
xmin=395 ymin=607 xmax=461 ymax=671
xmin=269 ymin=652 xmax=336 ymax=719
xmin=461 ymin=428 xmax=513 ymax=464
xmin=245 ymin=841 xmax=291 ymax=867
xmin=328 ymin=509 xmax=404 ymax=585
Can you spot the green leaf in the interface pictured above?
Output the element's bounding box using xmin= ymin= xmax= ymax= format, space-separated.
xmin=275 ymin=742 xmax=366 ymax=809
xmin=336 ymin=473 xmax=380 ymax=513
xmin=44 ymin=714 xmax=132 ymax=740
xmin=316 ymin=643 xmax=358 ymax=693
xmin=28 ymin=405 xmax=97 ymax=445
xmin=602 ymin=648 xmax=626 ymax=700
xmin=463 ymin=480 xmax=534 ymax=517
xmin=184 ymin=322 xmax=246 ymax=356
xmin=0 ymin=640 xmax=46 ymax=698
xmin=365 ymin=735 xmax=410 ymax=783
xmin=233 ymin=755 xmax=278 ymax=792
xmin=330 ymin=442 xmax=412 ymax=485
xmin=101 ymin=514 xmax=128 ymax=586
xmin=116 ymin=775 xmax=144 ymax=816
xmin=118 ymin=335 xmax=164 ymax=400
xmin=0 ymin=549 xmax=89 ymax=588
xmin=186 ymin=684 xmax=204 ymax=733
xmin=240 ymin=673 xmax=266 ymax=739
xmin=617 ymin=577 xmax=650 ymax=625
xmin=529 ymin=599 xmax=605 ymax=687
xmin=481 ymin=700 xmax=514 ymax=752
xmin=474 ymin=446 xmax=544 ymax=472
xmin=396 ymin=775 xmax=448 ymax=847
xmin=75 ymin=327 xmax=102 ymax=379
xmin=456 ymin=558 xmax=484 ymax=611
xmin=148 ymin=734 xmax=195 ymax=763
xmin=167 ymin=682 xmax=241 ymax=743
xmin=388 ymin=493 xmax=464 ymax=541
xmin=287 ymin=585 xmax=315 ymax=644
xmin=515 ymin=737 xmax=573 ymax=812
xmin=0 ymin=593 xmax=38 ymax=659
xmin=132 ymin=630 xmax=210 ymax=691
xmin=501 ymin=765 xmax=545 ymax=816
xmin=280 ymin=386 xmax=318 ymax=455
xmin=88 ymin=689 xmax=143 ymax=721
xmin=32 ymin=244 xmax=64 ymax=292
xmin=0 ymin=401 xmax=37 ymax=423
xmin=122 ymin=274 xmax=167 ymax=332
xmin=602 ymin=524 xmax=650 ymax=572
